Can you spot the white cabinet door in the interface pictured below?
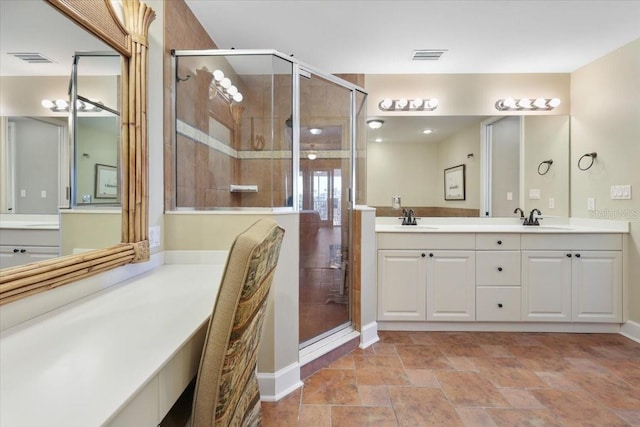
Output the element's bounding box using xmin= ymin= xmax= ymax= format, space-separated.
xmin=572 ymin=251 xmax=622 ymax=322
xmin=522 ymin=251 xmax=572 ymax=321
xmin=426 ymin=251 xmax=475 ymax=321
xmin=377 ymin=250 xmax=427 ymax=321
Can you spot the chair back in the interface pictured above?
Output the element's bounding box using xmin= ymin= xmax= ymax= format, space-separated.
xmin=192 ymin=219 xmax=285 ymax=427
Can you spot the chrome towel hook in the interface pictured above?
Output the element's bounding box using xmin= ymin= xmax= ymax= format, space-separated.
xmin=578 ymin=152 xmax=597 ymax=171
xmin=537 ymin=159 xmax=553 ymax=175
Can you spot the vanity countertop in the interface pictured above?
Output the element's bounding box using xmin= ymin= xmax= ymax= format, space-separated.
xmin=0 ymin=214 xmax=59 ymax=230
xmin=375 ymin=218 xmax=629 ymax=234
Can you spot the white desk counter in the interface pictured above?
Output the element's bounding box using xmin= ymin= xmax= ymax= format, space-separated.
xmin=0 ymin=263 xmax=224 ymax=427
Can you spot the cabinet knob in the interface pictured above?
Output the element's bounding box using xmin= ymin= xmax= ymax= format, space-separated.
xmin=566 ymin=253 xmax=572 ymax=258
xmin=20 ymin=249 xmax=26 ymax=254
xmin=575 ymin=253 xmax=581 ymax=258
xmin=498 ymin=303 xmax=503 ymax=308
xmin=497 ymin=240 xmax=502 ymax=245
xmin=13 ymin=248 xmax=19 ymax=253
xmin=429 ymin=253 xmax=434 ymax=257
xmin=421 ymin=253 xmax=426 ymax=258
xmin=497 ymin=267 xmax=503 ymax=272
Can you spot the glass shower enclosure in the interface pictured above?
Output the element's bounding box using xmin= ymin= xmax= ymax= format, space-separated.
xmin=171 ymin=50 xmax=367 ymax=349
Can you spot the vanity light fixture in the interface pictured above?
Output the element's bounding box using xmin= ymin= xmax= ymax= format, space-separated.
xmin=209 ymin=69 xmax=243 ymax=103
xmin=41 ymin=98 xmax=103 ymax=112
xmin=367 ymin=119 xmax=384 ymax=129
xmin=309 ymin=127 xmax=323 ymax=135
xmin=379 ymin=97 xmax=438 ymax=111
xmin=495 ymin=97 xmax=560 ymax=111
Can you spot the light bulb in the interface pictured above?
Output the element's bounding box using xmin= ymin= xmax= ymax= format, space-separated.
xmin=379 ymin=98 xmax=393 ymax=110
xmin=220 ymin=77 xmax=231 ymax=89
xmin=309 ymin=128 xmax=322 ymax=135
xmin=375 ymin=137 xmax=383 ymax=142
xmin=55 ymin=99 xmax=68 ymax=110
xmin=427 ymin=98 xmax=439 ymax=109
xmin=548 ymin=98 xmax=561 ymax=108
xmin=367 ymin=120 xmax=383 ymax=129
xmin=517 ymin=98 xmax=531 ymax=109
xmin=411 ymin=98 xmax=424 ymax=109
xmin=213 ymin=69 xmax=224 ymax=82
xmin=307 ymin=152 xmax=317 ymax=160
xmin=533 ymin=98 xmax=547 ymax=109
xmin=397 ymin=98 xmax=408 ymax=109
xmin=226 ymin=85 xmax=238 ymax=96
xmin=422 ymin=128 xmax=433 ymax=134
xmin=41 ymin=99 xmax=54 ymax=109
xmin=232 ymin=92 xmax=243 ymax=103
xmin=503 ymin=98 xmax=516 ymax=109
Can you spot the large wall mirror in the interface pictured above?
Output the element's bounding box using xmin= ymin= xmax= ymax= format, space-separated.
xmin=366 ymin=115 xmax=570 ymax=218
xmin=0 ymin=0 xmax=155 ymax=304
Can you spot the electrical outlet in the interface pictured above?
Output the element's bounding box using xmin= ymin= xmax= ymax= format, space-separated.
xmin=587 ymin=197 xmax=596 ymax=211
xmin=548 ymin=197 xmax=555 ymax=209
xmin=41 ymin=190 xmax=47 ymax=198
xmin=20 ymin=189 xmax=26 ymax=197
xmin=506 ymin=192 xmax=513 ymax=201
xmin=149 ymin=226 xmax=161 ymax=249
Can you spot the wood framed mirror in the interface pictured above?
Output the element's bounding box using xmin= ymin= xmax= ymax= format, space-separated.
xmin=0 ymin=0 xmax=155 ymax=305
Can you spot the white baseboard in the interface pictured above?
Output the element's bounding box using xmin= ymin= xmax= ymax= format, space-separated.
xmin=377 ymin=321 xmax=621 ymax=334
xmin=621 ymin=320 xmax=640 ymax=343
xmin=360 ymin=321 xmax=379 ymax=349
xmin=257 ymin=362 xmax=303 ymax=402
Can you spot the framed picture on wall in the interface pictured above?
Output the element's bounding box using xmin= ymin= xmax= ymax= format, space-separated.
xmin=95 ymin=164 xmax=117 ymax=199
xmin=444 ymin=164 xmax=466 ymax=201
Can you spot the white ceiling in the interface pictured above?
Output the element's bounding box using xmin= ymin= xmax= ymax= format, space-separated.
xmin=186 ymin=0 xmax=640 ymax=75
xmin=0 ymin=0 xmax=116 ymax=76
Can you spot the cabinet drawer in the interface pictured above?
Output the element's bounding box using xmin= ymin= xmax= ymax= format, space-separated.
xmin=476 ymin=251 xmax=520 ymax=286
xmin=476 ymin=234 xmax=520 ymax=250
xmin=521 ymin=234 xmax=622 ymax=251
xmin=477 ymin=287 xmax=521 ymax=321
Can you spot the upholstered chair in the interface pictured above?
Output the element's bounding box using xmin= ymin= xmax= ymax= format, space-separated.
xmin=191 ymin=219 xmax=285 ymax=427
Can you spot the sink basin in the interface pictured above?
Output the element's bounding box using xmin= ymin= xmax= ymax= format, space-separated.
xmin=393 ymin=225 xmax=439 ymax=230
xmin=526 ymin=226 xmax=572 ymax=230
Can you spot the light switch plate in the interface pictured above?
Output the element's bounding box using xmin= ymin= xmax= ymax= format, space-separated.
xmin=587 ymin=197 xmax=596 ymax=211
xmin=506 ymin=192 xmax=513 ymax=201
xmin=611 ymin=185 xmax=632 ymax=200
xmin=548 ymin=197 xmax=555 ymax=209
xmin=41 ymin=190 xmax=47 ymax=198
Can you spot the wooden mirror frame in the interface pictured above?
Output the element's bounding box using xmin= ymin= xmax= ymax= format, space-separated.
xmin=0 ymin=0 xmax=155 ymax=305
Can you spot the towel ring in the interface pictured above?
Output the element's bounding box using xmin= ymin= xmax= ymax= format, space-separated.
xmin=578 ymin=152 xmax=597 ymax=171
xmin=537 ymin=159 xmax=553 ymax=175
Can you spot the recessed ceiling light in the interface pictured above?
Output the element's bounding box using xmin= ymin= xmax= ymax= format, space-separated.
xmin=422 ymin=129 xmax=433 ymax=134
xmin=367 ymin=119 xmax=384 ymax=129
xmin=309 ymin=128 xmax=322 ymax=135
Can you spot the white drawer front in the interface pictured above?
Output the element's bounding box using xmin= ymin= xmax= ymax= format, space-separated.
xmin=477 ymin=287 xmax=521 ymax=321
xmin=476 ymin=234 xmax=520 ymax=250
xmin=476 ymin=251 xmax=520 ymax=286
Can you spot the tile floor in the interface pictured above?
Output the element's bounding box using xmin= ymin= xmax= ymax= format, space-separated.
xmin=261 ymin=331 xmax=640 ymax=426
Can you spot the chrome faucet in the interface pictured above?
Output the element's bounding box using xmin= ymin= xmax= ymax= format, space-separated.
xmin=524 ymin=208 xmax=542 ymax=226
xmin=401 ymin=208 xmax=417 ymax=225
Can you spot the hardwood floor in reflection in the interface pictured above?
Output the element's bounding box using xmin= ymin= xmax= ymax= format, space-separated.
xmin=299 ymin=225 xmax=349 ymax=344
xmin=262 ymin=331 xmax=640 ymax=426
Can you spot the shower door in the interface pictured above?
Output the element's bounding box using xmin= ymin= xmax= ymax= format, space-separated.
xmin=298 ymin=70 xmax=353 ymax=347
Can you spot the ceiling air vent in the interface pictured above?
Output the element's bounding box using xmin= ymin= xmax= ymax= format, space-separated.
xmin=411 ymin=49 xmax=447 ymax=61
xmin=8 ymin=52 xmax=55 ymax=64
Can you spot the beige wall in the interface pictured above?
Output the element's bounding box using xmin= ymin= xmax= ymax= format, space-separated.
xmin=570 ymin=38 xmax=640 ymax=322
xmin=523 ymin=115 xmax=570 ymax=216
xmin=434 ymin=121 xmax=481 ymax=209
xmin=60 ymin=211 xmax=121 ymax=255
xmin=367 ymin=141 xmax=437 ymax=207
